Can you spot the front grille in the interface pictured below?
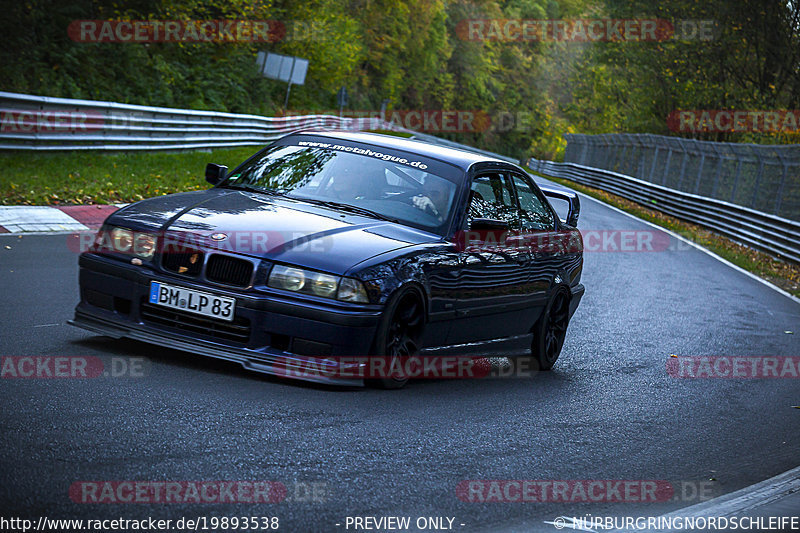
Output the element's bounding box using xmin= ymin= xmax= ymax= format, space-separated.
xmin=206 ymin=254 xmax=253 ymax=287
xmin=140 ymin=302 xmax=251 ymax=343
xmin=161 ymin=248 xmax=204 ymax=276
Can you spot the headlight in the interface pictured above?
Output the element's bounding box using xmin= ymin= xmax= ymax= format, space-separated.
xmin=111 ymin=228 xmax=133 ymax=252
xmin=308 ymin=272 xmax=339 ymax=298
xmin=337 ymin=277 xmax=369 ymax=303
xmin=269 ymin=265 xmax=308 ymax=291
xmin=106 ymin=227 xmax=156 ymax=260
xmin=268 ymin=265 xmax=369 ymax=303
xmin=132 ymin=232 xmax=156 ymax=259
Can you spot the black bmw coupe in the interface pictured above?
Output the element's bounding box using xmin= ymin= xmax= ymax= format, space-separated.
xmin=71 ymin=131 xmax=584 ymax=388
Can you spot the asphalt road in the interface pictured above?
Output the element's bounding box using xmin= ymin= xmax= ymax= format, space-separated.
xmin=1 ymin=185 xmax=799 ymax=532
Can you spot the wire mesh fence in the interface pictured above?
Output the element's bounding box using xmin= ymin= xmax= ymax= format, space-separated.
xmin=564 ymin=133 xmax=800 ymax=222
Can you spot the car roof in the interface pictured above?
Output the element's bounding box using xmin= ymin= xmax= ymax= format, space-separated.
xmin=286 ymin=130 xmax=511 ymax=171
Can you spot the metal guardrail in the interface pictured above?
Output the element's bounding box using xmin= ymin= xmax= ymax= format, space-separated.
xmin=0 ymin=91 xmax=392 ymax=151
xmin=528 ymin=158 xmax=800 ymax=264
xmin=0 ymin=91 xmax=518 ymax=164
xmin=564 ymin=133 xmax=800 ymax=222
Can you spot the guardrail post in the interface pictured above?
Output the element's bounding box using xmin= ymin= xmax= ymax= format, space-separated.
xmin=636 ymin=136 xmax=647 ymax=178
xmin=649 ymin=146 xmax=660 ymax=182
xmin=693 ymin=153 xmax=706 ymax=194
xmin=676 ymin=138 xmax=689 ymax=190
xmin=711 ymin=156 xmax=723 ymax=198
xmin=730 ymin=159 xmax=743 ymax=203
xmin=625 ymin=134 xmax=637 ymax=176
xmin=580 ymin=137 xmax=589 ymax=165
xmin=604 ymin=135 xmax=615 ymax=170
xmin=751 ymin=149 xmax=765 ymax=209
xmin=709 ymin=143 xmax=723 ymax=198
xmin=595 ymin=135 xmax=607 ymax=169
xmin=662 ymin=147 xmax=673 ymax=185
xmin=774 ymin=154 xmax=789 ymax=216
xmin=618 ymin=140 xmax=630 ymax=175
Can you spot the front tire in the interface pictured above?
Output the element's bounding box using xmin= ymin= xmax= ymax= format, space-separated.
xmin=366 ymin=289 xmax=424 ymax=389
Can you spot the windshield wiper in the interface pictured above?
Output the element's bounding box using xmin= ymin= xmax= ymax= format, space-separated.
xmin=297 ymin=198 xmax=399 ymax=223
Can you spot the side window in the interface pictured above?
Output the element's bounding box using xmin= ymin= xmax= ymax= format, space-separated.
xmin=468 ymin=173 xmax=517 ymax=223
xmin=511 ymin=174 xmax=555 ymax=231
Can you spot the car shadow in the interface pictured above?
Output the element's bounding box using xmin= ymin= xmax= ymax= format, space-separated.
xmin=68 ymin=335 xmax=364 ymax=392
xmin=69 ymin=336 xmax=571 ymax=394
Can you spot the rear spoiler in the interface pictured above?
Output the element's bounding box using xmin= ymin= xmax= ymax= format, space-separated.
xmin=540 ymin=186 xmax=580 ymax=227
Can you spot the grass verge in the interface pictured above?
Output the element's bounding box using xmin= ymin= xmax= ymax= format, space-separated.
xmin=0 ymin=146 xmax=259 ymax=206
xmin=530 ymin=170 xmax=800 ymax=298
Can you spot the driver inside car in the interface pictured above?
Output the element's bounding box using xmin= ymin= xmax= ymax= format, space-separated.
xmin=411 ymin=179 xmax=450 ymax=222
xmin=326 ymin=155 xmax=391 ymax=202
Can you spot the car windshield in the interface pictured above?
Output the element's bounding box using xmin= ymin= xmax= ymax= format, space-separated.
xmin=224 ymin=144 xmax=459 ymax=234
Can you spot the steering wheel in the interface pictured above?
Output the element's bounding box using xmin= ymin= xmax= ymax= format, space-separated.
xmin=381 ymin=190 xmax=417 ymax=201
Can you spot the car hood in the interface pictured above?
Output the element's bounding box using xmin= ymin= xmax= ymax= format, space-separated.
xmin=107 ymin=188 xmax=435 ymax=274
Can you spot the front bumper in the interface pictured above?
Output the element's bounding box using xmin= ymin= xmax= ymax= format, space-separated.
xmin=70 ymin=253 xmax=383 ymax=386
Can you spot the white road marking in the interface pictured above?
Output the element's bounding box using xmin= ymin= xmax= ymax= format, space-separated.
xmin=0 ymin=206 xmax=88 ymax=233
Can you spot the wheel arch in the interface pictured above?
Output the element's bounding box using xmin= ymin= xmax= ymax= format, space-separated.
xmin=369 ymin=281 xmax=428 ymax=357
xmin=388 ymin=281 xmax=428 ymax=325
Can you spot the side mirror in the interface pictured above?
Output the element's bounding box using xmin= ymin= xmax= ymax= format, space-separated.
xmin=541 ymin=187 xmax=580 ymax=227
xmin=205 ymin=163 xmax=228 ymax=185
xmin=469 ymin=218 xmax=510 ymax=231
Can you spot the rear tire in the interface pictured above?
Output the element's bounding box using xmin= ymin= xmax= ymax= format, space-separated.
xmin=514 ymin=288 xmax=571 ymax=372
xmin=366 ymin=289 xmax=424 ymax=389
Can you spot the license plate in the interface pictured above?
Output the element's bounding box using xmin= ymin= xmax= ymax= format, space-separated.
xmin=149 ymin=281 xmax=235 ymax=322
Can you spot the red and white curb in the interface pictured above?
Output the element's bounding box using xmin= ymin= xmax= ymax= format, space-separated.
xmin=0 ymin=205 xmax=121 ymax=233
